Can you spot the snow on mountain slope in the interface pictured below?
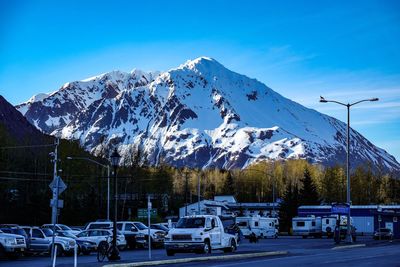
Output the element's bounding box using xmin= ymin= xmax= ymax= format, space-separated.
xmin=16 ymin=57 xmax=400 ymax=171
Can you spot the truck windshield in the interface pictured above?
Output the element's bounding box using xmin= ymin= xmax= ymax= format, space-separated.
xmin=176 ymin=218 xmax=205 ymax=228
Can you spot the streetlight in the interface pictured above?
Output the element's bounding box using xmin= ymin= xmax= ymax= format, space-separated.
xmin=109 ymin=148 xmax=121 ymax=261
xmin=319 ymin=96 xmax=378 ymax=243
xmin=67 ymin=156 xmax=111 ymax=220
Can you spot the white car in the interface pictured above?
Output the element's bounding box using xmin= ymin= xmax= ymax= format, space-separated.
xmin=42 ymin=224 xmax=80 ymax=236
xmin=85 ymin=221 xmax=164 ymax=248
xmin=76 ymin=229 xmax=126 ymax=250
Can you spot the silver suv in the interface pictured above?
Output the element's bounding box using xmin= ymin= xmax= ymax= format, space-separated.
xmin=0 ymin=229 xmax=26 ymax=259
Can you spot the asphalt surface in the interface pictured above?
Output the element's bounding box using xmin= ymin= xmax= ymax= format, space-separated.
xmin=0 ymin=236 xmax=398 ymax=267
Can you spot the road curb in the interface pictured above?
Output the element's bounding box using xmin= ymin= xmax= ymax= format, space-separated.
xmin=332 ymin=244 xmax=366 ymax=250
xmin=103 ymin=251 xmax=288 ymax=267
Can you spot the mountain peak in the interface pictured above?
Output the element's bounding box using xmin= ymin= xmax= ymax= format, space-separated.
xmin=15 ymin=58 xmax=400 ymax=172
xmin=177 ymin=56 xmax=225 ymax=73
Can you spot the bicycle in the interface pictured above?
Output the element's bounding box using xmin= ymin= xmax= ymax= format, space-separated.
xmin=97 ymin=239 xmax=112 ymax=262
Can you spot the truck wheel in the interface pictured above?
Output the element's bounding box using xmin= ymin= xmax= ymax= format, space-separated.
xmin=202 ymin=240 xmax=211 ymax=254
xmin=226 ymin=239 xmax=236 ymax=252
xmin=166 ymin=249 xmax=175 ymax=256
xmin=302 ymin=235 xmax=307 ymax=239
xmin=0 ymin=245 xmax=5 ymax=259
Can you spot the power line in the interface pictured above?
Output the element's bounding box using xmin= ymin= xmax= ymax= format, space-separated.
xmin=0 ymin=176 xmax=51 ymax=182
xmin=0 ymin=144 xmax=55 ymax=150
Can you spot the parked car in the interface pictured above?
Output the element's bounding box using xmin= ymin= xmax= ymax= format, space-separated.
xmin=0 ymin=225 xmax=30 ymax=250
xmin=0 ymin=229 xmax=26 ymax=259
xmin=85 ymin=220 xmax=163 ymax=249
xmin=117 ymin=221 xmax=146 ymax=249
xmin=150 ymin=224 xmax=170 ymax=233
xmin=55 ymin=231 xmax=97 ymax=255
xmin=75 ymin=229 xmax=126 ymax=250
xmin=20 ymin=226 xmax=51 ymax=255
xmin=373 ymin=228 xmax=393 ymax=240
xmin=22 ymin=226 xmax=75 ymax=256
xmin=132 ymin=221 xmax=165 ymax=248
xmin=42 ymin=224 xmax=80 ymax=236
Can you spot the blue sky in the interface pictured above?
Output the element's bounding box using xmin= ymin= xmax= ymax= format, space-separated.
xmin=1 ymin=0 xmax=399 ymax=160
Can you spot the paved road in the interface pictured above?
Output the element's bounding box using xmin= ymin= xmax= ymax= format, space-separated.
xmin=0 ymin=236 xmax=398 ymax=267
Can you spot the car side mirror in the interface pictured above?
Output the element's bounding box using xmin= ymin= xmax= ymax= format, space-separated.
xmin=131 ymin=227 xmax=138 ymax=232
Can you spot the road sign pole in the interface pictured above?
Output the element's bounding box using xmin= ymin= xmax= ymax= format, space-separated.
xmin=50 ymin=138 xmax=59 ymax=262
xmin=148 ymin=195 xmax=152 ymax=260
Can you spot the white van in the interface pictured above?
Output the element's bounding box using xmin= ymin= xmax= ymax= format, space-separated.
xmin=236 ymin=216 xmax=278 ymax=238
xmin=292 ymin=216 xmax=322 ymax=238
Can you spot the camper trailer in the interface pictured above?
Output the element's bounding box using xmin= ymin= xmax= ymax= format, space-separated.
xmin=236 ymin=216 xmax=278 ymax=238
xmin=292 ymin=215 xmax=322 ymax=238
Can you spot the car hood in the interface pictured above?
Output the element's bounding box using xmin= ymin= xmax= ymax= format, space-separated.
xmin=0 ymin=233 xmax=24 ymax=239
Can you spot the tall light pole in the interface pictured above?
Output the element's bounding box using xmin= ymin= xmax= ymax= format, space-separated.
xmin=67 ymin=156 xmax=111 ymax=220
xmin=109 ymin=148 xmax=121 ymax=261
xmin=320 ymin=96 xmax=378 ymax=243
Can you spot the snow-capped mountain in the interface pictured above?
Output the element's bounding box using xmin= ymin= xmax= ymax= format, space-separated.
xmin=16 ymin=57 xmax=400 ymax=171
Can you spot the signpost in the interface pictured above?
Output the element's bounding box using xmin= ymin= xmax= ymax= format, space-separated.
xmin=148 ymin=196 xmax=152 ymax=260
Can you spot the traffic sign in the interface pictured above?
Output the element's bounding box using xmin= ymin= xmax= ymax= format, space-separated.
xmin=50 ymin=199 xmax=64 ymax=208
xmin=49 ymin=176 xmax=67 ymax=194
xmin=331 ymin=203 xmax=350 ymax=214
xmin=138 ymin=208 xmax=157 ymax=218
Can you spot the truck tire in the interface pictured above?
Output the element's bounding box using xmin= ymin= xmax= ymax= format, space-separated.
xmin=0 ymin=245 xmax=5 ymax=259
xmin=224 ymin=239 xmax=236 ymax=253
xmin=166 ymin=249 xmax=175 ymax=256
xmin=302 ymin=235 xmax=307 ymax=239
xmin=202 ymin=240 xmax=211 ymax=254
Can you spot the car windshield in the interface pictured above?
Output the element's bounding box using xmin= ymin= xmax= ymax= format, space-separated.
xmin=14 ymin=228 xmax=27 ymax=236
xmin=176 ymin=218 xmax=205 ymax=228
xmin=152 ymin=224 xmax=169 ymax=231
xmin=134 ymin=222 xmax=148 ymax=230
xmin=58 ymin=224 xmax=72 ymax=230
xmin=42 ymin=228 xmax=54 ymax=237
xmin=61 ymin=232 xmax=77 ymax=238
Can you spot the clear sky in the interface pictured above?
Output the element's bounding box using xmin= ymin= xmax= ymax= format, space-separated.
xmin=1 ymin=0 xmax=399 ymax=161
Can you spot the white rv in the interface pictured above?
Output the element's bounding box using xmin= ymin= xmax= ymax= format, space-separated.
xmin=292 ymin=216 xmax=322 ymax=238
xmin=236 ymin=216 xmax=278 ymax=238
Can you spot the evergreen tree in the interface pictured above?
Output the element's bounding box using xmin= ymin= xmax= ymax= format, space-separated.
xmin=222 ymin=170 xmax=235 ymax=195
xmin=279 ymin=183 xmax=300 ymax=233
xmin=299 ymin=168 xmax=320 ymax=205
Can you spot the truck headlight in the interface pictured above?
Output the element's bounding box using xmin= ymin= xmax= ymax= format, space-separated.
xmin=5 ymin=238 xmax=16 ymax=245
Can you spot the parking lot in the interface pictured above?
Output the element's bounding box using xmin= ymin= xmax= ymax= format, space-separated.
xmin=1 ymin=236 xmax=398 ymax=267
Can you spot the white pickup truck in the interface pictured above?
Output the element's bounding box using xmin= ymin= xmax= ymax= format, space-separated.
xmin=164 ymin=215 xmax=237 ymax=256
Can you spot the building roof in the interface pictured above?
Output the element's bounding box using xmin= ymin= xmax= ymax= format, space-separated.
xmin=214 ymin=195 xmax=237 ymax=203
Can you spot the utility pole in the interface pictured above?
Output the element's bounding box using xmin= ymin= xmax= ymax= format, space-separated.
xmin=50 ymin=138 xmax=59 ymax=262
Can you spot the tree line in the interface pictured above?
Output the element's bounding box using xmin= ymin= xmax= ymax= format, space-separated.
xmin=1 ymin=130 xmax=399 ymax=226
